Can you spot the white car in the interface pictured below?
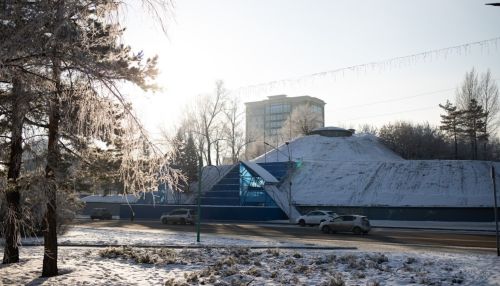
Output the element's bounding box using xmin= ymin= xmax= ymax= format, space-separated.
xmin=296 ymin=210 xmax=338 ymax=226
xmin=319 ymin=215 xmax=371 ymax=234
xmin=160 ymin=209 xmax=197 ymax=225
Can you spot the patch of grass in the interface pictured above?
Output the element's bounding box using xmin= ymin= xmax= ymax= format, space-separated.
xmin=315 ymin=254 xmax=336 ymax=265
xmin=164 ymin=278 xmax=188 ymax=286
xmin=352 ymin=271 xmax=366 ymax=279
xmin=284 ymin=258 xmax=296 ymax=266
xmin=293 ymin=265 xmax=309 ymax=274
xmin=184 ymin=272 xmax=199 ymax=283
xmin=338 ymin=254 xmax=357 ymax=264
xmin=266 ymin=248 xmax=280 ymax=257
xmin=246 ymin=267 xmax=261 ymax=277
xmin=230 ymin=247 xmax=250 ymax=257
xmin=321 ymin=272 xmax=345 ymax=286
xmin=405 ymin=257 xmax=417 ymax=264
xmin=366 ymin=279 xmax=381 ymax=286
xmin=98 ymin=247 xmax=181 ymax=265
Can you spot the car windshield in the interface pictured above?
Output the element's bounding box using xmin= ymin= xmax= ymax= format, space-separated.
xmin=326 ymin=211 xmax=336 ymax=216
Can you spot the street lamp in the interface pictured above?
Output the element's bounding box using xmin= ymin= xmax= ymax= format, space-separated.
xmin=196 ymin=156 xmax=221 ymax=243
xmin=285 ymin=142 xmax=293 ymax=223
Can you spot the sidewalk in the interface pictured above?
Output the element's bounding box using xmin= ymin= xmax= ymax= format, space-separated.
xmin=370 ymin=220 xmax=498 ymax=232
xmin=266 ymin=219 xmax=498 ymax=232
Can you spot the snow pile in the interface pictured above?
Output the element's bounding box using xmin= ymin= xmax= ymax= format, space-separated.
xmin=81 ymin=195 xmax=138 ymax=204
xmin=253 ymin=134 xmax=403 ymax=163
xmin=292 ymin=160 xmax=499 ymax=207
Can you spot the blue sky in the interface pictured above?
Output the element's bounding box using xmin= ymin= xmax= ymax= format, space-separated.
xmin=122 ymin=0 xmax=500 ymax=137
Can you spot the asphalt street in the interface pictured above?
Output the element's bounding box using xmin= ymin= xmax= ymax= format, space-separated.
xmin=74 ymin=219 xmax=498 ymax=254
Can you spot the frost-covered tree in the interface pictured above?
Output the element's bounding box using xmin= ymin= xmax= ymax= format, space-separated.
xmin=223 ymin=95 xmax=246 ymax=164
xmin=189 ymin=80 xmax=226 ymax=165
xmin=0 ymin=0 xmax=180 ymax=276
xmin=281 ymin=103 xmax=322 ymax=139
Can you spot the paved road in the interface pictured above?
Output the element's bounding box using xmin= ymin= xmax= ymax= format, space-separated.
xmin=74 ymin=219 xmax=497 ymax=253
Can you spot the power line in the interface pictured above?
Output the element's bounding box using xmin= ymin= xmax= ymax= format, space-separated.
xmin=345 ymin=105 xmax=437 ymax=121
xmin=333 ymin=88 xmax=455 ymax=111
xmin=233 ymin=36 xmax=500 ymax=95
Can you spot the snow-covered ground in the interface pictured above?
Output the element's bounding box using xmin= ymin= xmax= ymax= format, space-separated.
xmin=1 ymin=226 xmax=499 ymax=285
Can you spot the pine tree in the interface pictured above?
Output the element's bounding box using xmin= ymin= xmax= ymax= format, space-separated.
xmin=439 ymin=100 xmax=463 ymax=159
xmin=461 ymin=99 xmax=487 ymax=160
xmin=2 ymin=0 xmax=164 ymax=275
xmin=183 ymin=133 xmax=199 ymax=185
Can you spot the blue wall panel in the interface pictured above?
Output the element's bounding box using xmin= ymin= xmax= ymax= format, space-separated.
xmin=120 ymin=204 xmax=288 ymax=220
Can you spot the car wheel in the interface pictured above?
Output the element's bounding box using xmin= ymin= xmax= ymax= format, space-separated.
xmin=180 ymin=218 xmax=186 ymax=225
xmin=352 ymin=227 xmax=362 ymax=235
xmin=321 ymin=225 xmax=332 ymax=234
xmin=161 ymin=218 xmax=168 ymax=224
xmin=298 ymin=219 xmax=306 ymax=227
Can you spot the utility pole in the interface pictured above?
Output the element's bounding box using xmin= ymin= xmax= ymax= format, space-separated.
xmin=286 ymin=141 xmax=292 ymax=223
xmin=196 ymin=156 xmax=202 ymax=243
xmin=492 ymin=165 xmax=499 ymax=256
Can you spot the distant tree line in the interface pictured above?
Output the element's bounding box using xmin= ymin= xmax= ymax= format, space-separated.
xmin=362 ymin=68 xmax=499 ymax=161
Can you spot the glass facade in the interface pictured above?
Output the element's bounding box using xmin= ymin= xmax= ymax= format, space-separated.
xmin=239 ymin=164 xmax=277 ymax=206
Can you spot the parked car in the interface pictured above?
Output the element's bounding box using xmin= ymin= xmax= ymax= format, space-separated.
xmin=160 ymin=209 xmax=197 ymax=225
xmin=296 ymin=210 xmax=338 ymax=226
xmin=319 ymin=215 xmax=371 ymax=234
xmin=90 ymin=208 xmax=112 ymax=220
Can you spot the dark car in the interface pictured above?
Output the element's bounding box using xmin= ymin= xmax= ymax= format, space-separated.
xmin=90 ymin=208 xmax=112 ymax=220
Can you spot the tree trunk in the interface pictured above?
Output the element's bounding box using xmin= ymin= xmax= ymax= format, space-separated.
xmin=42 ymin=1 xmax=64 ymax=272
xmin=206 ymin=131 xmax=212 ymax=165
xmin=42 ymin=74 xmax=61 ymax=277
xmin=3 ymin=78 xmax=27 ymax=264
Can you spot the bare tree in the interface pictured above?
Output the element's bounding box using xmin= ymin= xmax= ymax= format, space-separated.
xmin=190 ymin=80 xmax=226 ymax=165
xmin=357 ymin=124 xmax=378 ymax=135
xmin=281 ymin=103 xmax=322 ymax=139
xmin=479 ymin=69 xmax=499 ymax=137
xmin=456 ymin=68 xmax=480 ymax=111
xmin=223 ymin=95 xmax=246 ymax=164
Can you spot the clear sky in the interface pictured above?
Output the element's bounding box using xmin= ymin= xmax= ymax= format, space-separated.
xmin=122 ymin=0 xmax=500 ymax=138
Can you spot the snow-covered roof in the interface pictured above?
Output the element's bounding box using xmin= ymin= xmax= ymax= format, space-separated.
xmin=311 ymin=126 xmax=350 ymax=132
xmin=291 ymin=160 xmax=499 ymax=207
xmin=251 ymin=134 xmax=496 ymax=208
xmin=253 ymin=134 xmax=403 ymax=163
xmin=81 ymin=195 xmax=138 ymax=204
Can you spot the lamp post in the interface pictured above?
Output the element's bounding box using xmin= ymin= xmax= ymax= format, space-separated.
xmin=196 ymin=156 xmax=221 ymax=243
xmin=196 ymin=156 xmax=202 ymax=243
xmin=285 ymin=141 xmax=293 ymax=223
xmin=492 ymin=165 xmax=499 ymax=256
